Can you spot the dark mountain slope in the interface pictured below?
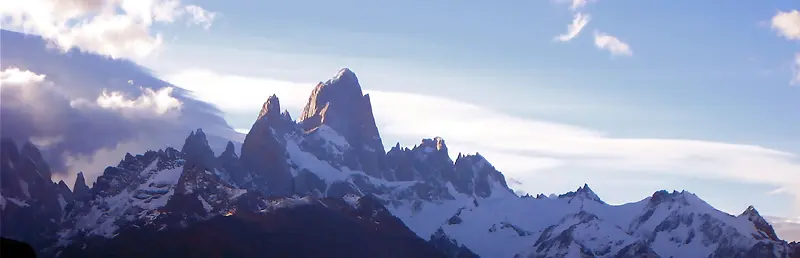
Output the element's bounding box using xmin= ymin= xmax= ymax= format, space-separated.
xmin=56 ymin=197 xmax=446 ymax=258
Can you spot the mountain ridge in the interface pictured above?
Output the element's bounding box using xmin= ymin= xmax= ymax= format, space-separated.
xmin=1 ymin=36 xmax=799 ymax=257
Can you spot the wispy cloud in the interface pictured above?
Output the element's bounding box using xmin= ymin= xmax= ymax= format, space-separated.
xmin=772 ymin=10 xmax=800 ymax=41
xmin=594 ymin=31 xmax=632 ymax=56
xmin=167 ymin=69 xmax=800 ymax=214
xmin=554 ymin=12 xmax=591 ymax=42
xmin=184 ymin=5 xmax=217 ymax=29
xmin=570 ymin=0 xmax=589 ymax=10
xmin=0 ymin=0 xmax=217 ymax=59
xmin=554 ymin=0 xmax=594 ymax=11
xmin=793 ymin=53 xmax=800 ymax=85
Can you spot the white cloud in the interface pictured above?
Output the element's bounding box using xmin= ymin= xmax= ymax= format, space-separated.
xmin=184 ymin=5 xmax=216 ymax=29
xmin=95 ymin=87 xmax=182 ymax=115
xmin=570 ymin=0 xmax=589 ymax=10
xmin=554 ymin=0 xmax=593 ymax=10
xmin=166 ymin=69 xmax=800 ymax=213
xmin=594 ymin=31 xmax=632 ymax=56
xmin=56 ymin=139 xmax=159 ymax=188
xmin=0 ymin=67 xmax=47 ymax=85
xmin=771 ymin=10 xmax=800 ymax=41
xmin=0 ymin=0 xmax=216 ymax=59
xmin=554 ymin=12 xmax=591 ymax=42
xmin=69 ymin=86 xmax=183 ymax=121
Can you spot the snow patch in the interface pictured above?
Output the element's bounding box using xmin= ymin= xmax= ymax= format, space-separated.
xmin=285 ymin=137 xmax=356 ymax=184
xmin=19 ymin=179 xmax=30 ymax=198
xmin=58 ymin=194 xmax=67 ymax=210
xmin=312 ymin=125 xmax=350 ymax=149
xmin=343 ymin=194 xmax=360 ymax=208
xmin=6 ymin=197 xmax=29 ymax=207
xmin=198 ymin=195 xmax=213 ymax=212
xmin=74 ymin=159 xmax=185 ymax=238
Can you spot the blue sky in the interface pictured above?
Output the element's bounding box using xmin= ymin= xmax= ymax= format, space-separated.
xmin=158 ymin=0 xmax=800 ymax=150
xmin=154 ymin=0 xmax=800 ymax=217
xmin=3 ymin=0 xmax=799 ymax=218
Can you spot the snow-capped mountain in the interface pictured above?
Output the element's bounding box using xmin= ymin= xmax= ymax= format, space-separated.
xmin=2 ymin=66 xmax=799 ymax=258
xmin=0 ymin=139 xmax=70 ymax=250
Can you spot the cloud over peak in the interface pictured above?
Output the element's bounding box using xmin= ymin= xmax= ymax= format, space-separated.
xmin=0 ymin=30 xmax=238 ymax=188
xmin=95 ymin=86 xmax=182 ymax=116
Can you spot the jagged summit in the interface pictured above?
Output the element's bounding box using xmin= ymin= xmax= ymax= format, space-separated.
xmin=258 ymin=94 xmax=281 ymax=120
xmin=739 ymin=205 xmax=781 ymax=241
xmin=417 ymin=137 xmax=448 ymax=152
xmin=327 ymin=67 xmax=359 ymax=85
xmin=742 ymin=205 xmax=760 ymax=217
xmin=182 ymin=129 xmax=211 ymax=155
xmin=647 ymin=189 xmax=706 ymax=207
xmin=221 ymin=141 xmax=237 ymax=158
xmin=298 ymin=68 xmax=386 ymax=178
xmin=19 ymin=141 xmax=52 ymax=180
xmin=558 ymin=183 xmax=604 ymax=204
xmin=73 ymin=171 xmax=91 ymax=199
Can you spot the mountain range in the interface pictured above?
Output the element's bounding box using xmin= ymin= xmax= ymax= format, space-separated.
xmin=1 ymin=30 xmax=799 ymax=258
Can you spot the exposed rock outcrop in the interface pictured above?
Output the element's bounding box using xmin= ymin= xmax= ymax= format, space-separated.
xmin=299 ymin=68 xmax=387 ymax=179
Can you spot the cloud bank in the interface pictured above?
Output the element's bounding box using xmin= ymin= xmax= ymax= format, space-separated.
xmin=0 ymin=30 xmax=237 ymax=188
xmin=0 ymin=0 xmax=217 ymax=59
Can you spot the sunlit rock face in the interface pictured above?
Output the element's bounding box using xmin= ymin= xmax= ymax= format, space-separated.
xmin=299 ymin=68 xmax=388 ymax=179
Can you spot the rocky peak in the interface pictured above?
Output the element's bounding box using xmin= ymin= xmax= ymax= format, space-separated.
xmin=282 ymin=110 xmax=292 ymax=121
xmin=181 ymin=129 xmax=217 ymax=170
xmin=182 ymin=129 xmax=211 ymax=153
xmin=415 ymin=137 xmax=448 ymax=154
xmin=389 ymin=142 xmax=402 ymax=153
xmin=123 ymin=153 xmax=135 ymax=164
xmin=648 ymin=190 xmax=693 ymax=207
xmin=298 ymin=68 xmax=386 ymax=178
xmin=0 ymin=138 xmax=25 ymax=198
xmin=55 ymin=179 xmax=74 ymax=204
xmin=220 ymin=141 xmax=237 ymax=158
xmin=385 ymin=143 xmax=416 ymax=181
xmin=739 ymin=205 xmax=780 ymax=241
xmin=558 ymin=183 xmax=605 ymax=204
xmin=56 ymin=180 xmax=71 ymax=193
xmin=158 ymin=147 xmax=181 ymax=161
xmin=258 ymin=94 xmax=281 ymax=120
xmin=0 ymin=139 xmax=64 ymax=251
xmin=240 ymin=96 xmax=294 ymax=195
xmin=73 ymin=172 xmax=91 ymax=199
xmin=451 ymin=153 xmax=511 ymax=198
xmin=19 ymin=141 xmax=52 ymax=181
xmin=329 ymin=67 xmax=358 ymax=84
